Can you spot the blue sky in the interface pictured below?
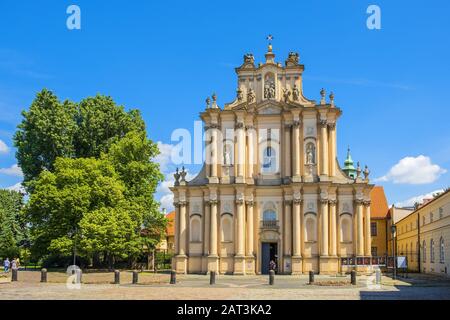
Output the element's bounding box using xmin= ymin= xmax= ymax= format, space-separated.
xmin=0 ymin=0 xmax=449 ymax=210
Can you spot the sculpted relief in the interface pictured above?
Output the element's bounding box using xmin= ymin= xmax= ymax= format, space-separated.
xmin=264 ymin=73 xmax=276 ymax=100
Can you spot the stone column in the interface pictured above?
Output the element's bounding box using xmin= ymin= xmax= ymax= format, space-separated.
xmin=364 ymin=201 xmax=372 ymax=256
xmin=328 ymin=122 xmax=336 ymax=177
xmin=246 ymin=126 xmax=254 ymax=181
xmin=284 ymin=200 xmax=292 ymax=255
xmin=236 ymin=199 xmax=245 ymax=256
xmin=320 ymin=120 xmax=329 ymax=176
xmin=293 ymin=199 xmax=301 ymax=257
xmin=246 ymin=200 xmax=254 ymax=256
xmin=209 ymin=200 xmax=218 ymax=256
xmin=320 ymin=199 xmax=329 ymax=256
xmin=236 ymin=122 xmax=245 ymax=183
xmin=211 ymin=124 xmax=219 ymax=178
xmin=205 ymin=127 xmax=211 ymax=178
xmin=284 ymin=125 xmax=291 ymax=179
xmin=329 ymin=200 xmax=337 ymax=256
xmin=292 ymin=121 xmax=301 ymax=179
xmin=203 ymin=201 xmax=211 ymax=255
xmin=356 ymin=200 xmax=364 ymax=256
xmin=179 ymin=201 xmax=187 ymax=256
xmin=174 ymin=202 xmax=180 ymax=255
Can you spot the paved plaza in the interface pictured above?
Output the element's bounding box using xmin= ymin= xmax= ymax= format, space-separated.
xmin=1 ymin=271 xmax=450 ymax=300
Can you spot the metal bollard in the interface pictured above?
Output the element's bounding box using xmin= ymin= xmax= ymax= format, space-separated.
xmin=41 ymin=268 xmax=47 ymax=283
xmin=114 ymin=270 xmax=120 ymax=284
xmin=309 ymin=271 xmax=314 ymax=284
xmin=132 ymin=270 xmax=139 ymax=284
xmin=170 ymin=270 xmax=176 ymax=284
xmin=77 ymin=269 xmax=82 ymax=283
xmin=375 ymin=269 xmax=381 ymax=285
xmin=269 ymin=270 xmax=275 ymax=285
xmin=351 ymin=270 xmax=357 ymax=285
xmin=210 ymin=271 xmax=216 ymax=285
xmin=12 ymin=269 xmax=18 ymax=282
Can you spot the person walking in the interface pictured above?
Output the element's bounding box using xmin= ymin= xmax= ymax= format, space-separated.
xmin=3 ymin=258 xmax=10 ymax=273
xmin=11 ymin=258 xmax=17 ymax=270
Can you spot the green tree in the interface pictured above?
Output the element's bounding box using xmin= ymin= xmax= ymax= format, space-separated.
xmin=0 ymin=189 xmax=26 ymax=259
xmin=14 ymin=89 xmax=77 ymax=188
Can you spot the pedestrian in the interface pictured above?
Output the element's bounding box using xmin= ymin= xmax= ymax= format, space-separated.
xmin=3 ymin=258 xmax=10 ymax=273
xmin=269 ymin=259 xmax=276 ymax=272
xmin=11 ymin=258 xmax=17 ymax=270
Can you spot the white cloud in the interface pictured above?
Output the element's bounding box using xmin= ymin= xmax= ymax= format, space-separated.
xmin=0 ymin=139 xmax=9 ymax=154
xmin=5 ymin=182 xmax=25 ymax=194
xmin=376 ymin=155 xmax=446 ymax=184
xmin=395 ymin=189 xmax=445 ymax=208
xmin=0 ymin=164 xmax=23 ymax=177
xmin=154 ymin=142 xmax=175 ymax=172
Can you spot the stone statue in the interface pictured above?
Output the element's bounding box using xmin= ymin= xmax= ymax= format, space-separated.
xmin=247 ymin=88 xmax=255 ymax=103
xmin=174 ymin=168 xmax=181 ymax=186
xmin=237 ymin=88 xmax=243 ymax=102
xmin=224 ymin=146 xmax=231 ymax=165
xmin=306 ymin=144 xmax=315 ymax=164
xmin=282 ymin=88 xmax=291 ymax=102
xmin=285 ymin=52 xmax=299 ymax=66
xmin=292 ymin=84 xmax=299 ymax=101
xmin=180 ymin=166 xmax=187 ymax=182
xmin=243 ymin=53 xmax=254 ymax=65
xmin=363 ymin=165 xmax=370 ymax=179
xmin=264 ymin=75 xmax=275 ymax=99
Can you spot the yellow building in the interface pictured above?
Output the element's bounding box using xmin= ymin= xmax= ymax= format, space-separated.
xmin=394 ymin=189 xmax=450 ymax=275
xmin=171 ymin=45 xmax=375 ymax=275
xmin=369 ymin=186 xmax=390 ymax=258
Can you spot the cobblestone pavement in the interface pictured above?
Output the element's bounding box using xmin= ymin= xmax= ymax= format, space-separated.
xmin=1 ymin=271 xmax=450 ymax=300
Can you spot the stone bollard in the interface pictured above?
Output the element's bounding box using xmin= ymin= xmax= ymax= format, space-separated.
xmin=351 ymin=270 xmax=357 ymax=285
xmin=41 ymin=268 xmax=47 ymax=283
xmin=114 ymin=270 xmax=120 ymax=284
xmin=210 ymin=271 xmax=216 ymax=285
xmin=375 ymin=269 xmax=381 ymax=285
xmin=170 ymin=270 xmax=176 ymax=284
xmin=77 ymin=269 xmax=82 ymax=284
xmin=269 ymin=270 xmax=275 ymax=285
xmin=309 ymin=271 xmax=314 ymax=284
xmin=12 ymin=268 xmax=18 ymax=282
xmin=132 ymin=270 xmax=139 ymax=284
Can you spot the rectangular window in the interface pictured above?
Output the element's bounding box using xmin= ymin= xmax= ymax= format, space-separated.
xmin=371 ymin=222 xmax=377 ymax=236
xmin=371 ymin=247 xmax=377 ymax=257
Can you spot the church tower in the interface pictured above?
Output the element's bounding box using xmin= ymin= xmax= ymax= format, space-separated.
xmin=171 ymin=45 xmax=374 ymax=275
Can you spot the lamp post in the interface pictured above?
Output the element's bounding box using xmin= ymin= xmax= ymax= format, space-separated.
xmin=391 ymin=225 xmax=397 ymax=280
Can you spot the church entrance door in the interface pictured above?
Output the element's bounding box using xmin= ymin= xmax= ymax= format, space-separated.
xmin=261 ymin=242 xmax=278 ymax=274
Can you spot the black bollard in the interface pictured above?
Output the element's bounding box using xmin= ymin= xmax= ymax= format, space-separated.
xmin=351 ymin=270 xmax=357 ymax=285
xmin=309 ymin=271 xmax=314 ymax=284
xmin=170 ymin=270 xmax=176 ymax=284
xmin=132 ymin=270 xmax=139 ymax=284
xmin=114 ymin=270 xmax=120 ymax=284
xmin=12 ymin=269 xmax=18 ymax=282
xmin=210 ymin=271 xmax=216 ymax=285
xmin=269 ymin=270 xmax=275 ymax=285
xmin=41 ymin=268 xmax=47 ymax=283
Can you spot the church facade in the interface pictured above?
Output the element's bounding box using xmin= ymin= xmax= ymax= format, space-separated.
xmin=171 ymin=45 xmax=374 ymax=275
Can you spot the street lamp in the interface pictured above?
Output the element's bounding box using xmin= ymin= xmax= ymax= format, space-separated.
xmin=391 ymin=225 xmax=397 ymax=280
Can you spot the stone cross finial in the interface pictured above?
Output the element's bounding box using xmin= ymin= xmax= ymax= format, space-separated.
xmin=320 ymin=88 xmax=326 ymax=104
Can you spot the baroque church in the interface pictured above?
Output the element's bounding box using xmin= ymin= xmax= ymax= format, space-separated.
xmin=171 ymin=44 xmax=374 ymax=275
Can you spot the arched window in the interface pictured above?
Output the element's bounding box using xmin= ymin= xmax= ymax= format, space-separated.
xmin=440 ymin=237 xmax=445 ymax=263
xmin=221 ymin=215 xmax=233 ymax=242
xmin=430 ymin=239 xmax=435 ymax=263
xmin=340 ymin=214 xmax=352 ymax=242
xmin=263 ymin=210 xmax=276 ymax=221
xmin=305 ymin=214 xmax=317 ymax=242
xmin=262 ymin=147 xmax=276 ymax=173
xmin=423 ymin=240 xmax=427 ymax=263
xmin=190 ymin=216 xmax=201 ymax=242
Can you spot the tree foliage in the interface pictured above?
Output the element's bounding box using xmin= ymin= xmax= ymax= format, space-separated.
xmin=0 ymin=190 xmax=27 ymax=258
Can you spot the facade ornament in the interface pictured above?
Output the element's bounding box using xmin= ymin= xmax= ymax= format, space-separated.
xmin=327 ymin=122 xmax=336 ymax=130
xmin=293 ymin=198 xmax=303 ymax=205
xmin=237 ymin=88 xmax=243 ymax=102
xmin=328 ymin=199 xmax=337 ymax=206
xmin=211 ymin=92 xmax=218 ymax=108
xmin=282 ymin=88 xmax=291 ymax=102
xmin=355 ymin=198 xmax=364 ymax=205
xmin=319 ymin=119 xmax=328 ymax=127
xmin=247 ymin=88 xmax=255 ymax=103
xmin=209 ymin=199 xmax=219 ymax=206
xmin=245 ymin=200 xmax=254 ymax=207
xmin=329 ymin=92 xmax=335 ymax=107
xmin=264 ymin=74 xmax=276 ymax=100
xmin=320 ymin=88 xmax=326 ymax=104
xmin=284 ymin=199 xmax=293 ymax=205
xmin=306 ymin=143 xmax=316 ymax=164
xmin=179 ymin=200 xmax=188 ymax=207
xmin=180 ymin=166 xmax=187 ymax=183
xmin=174 ymin=168 xmax=181 ymax=186
xmin=356 ymin=161 xmax=361 ymax=178
xmin=205 ymin=97 xmax=211 ymax=109
xmin=235 ymin=121 xmax=244 ymax=130
xmin=223 ymin=145 xmax=231 ymax=165
xmin=363 ymin=165 xmax=370 ymax=180
xmin=285 ymin=52 xmax=299 ymax=66
xmin=292 ymin=84 xmax=300 ymax=101
xmin=243 ymin=53 xmax=255 ymax=66
xmin=320 ymin=198 xmax=329 ymax=205
xmin=363 ymin=201 xmax=371 ymax=207
xmin=292 ymin=120 xmax=301 ymax=128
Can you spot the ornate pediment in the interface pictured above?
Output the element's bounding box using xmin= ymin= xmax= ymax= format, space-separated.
xmin=257 ymin=101 xmax=282 ymax=115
